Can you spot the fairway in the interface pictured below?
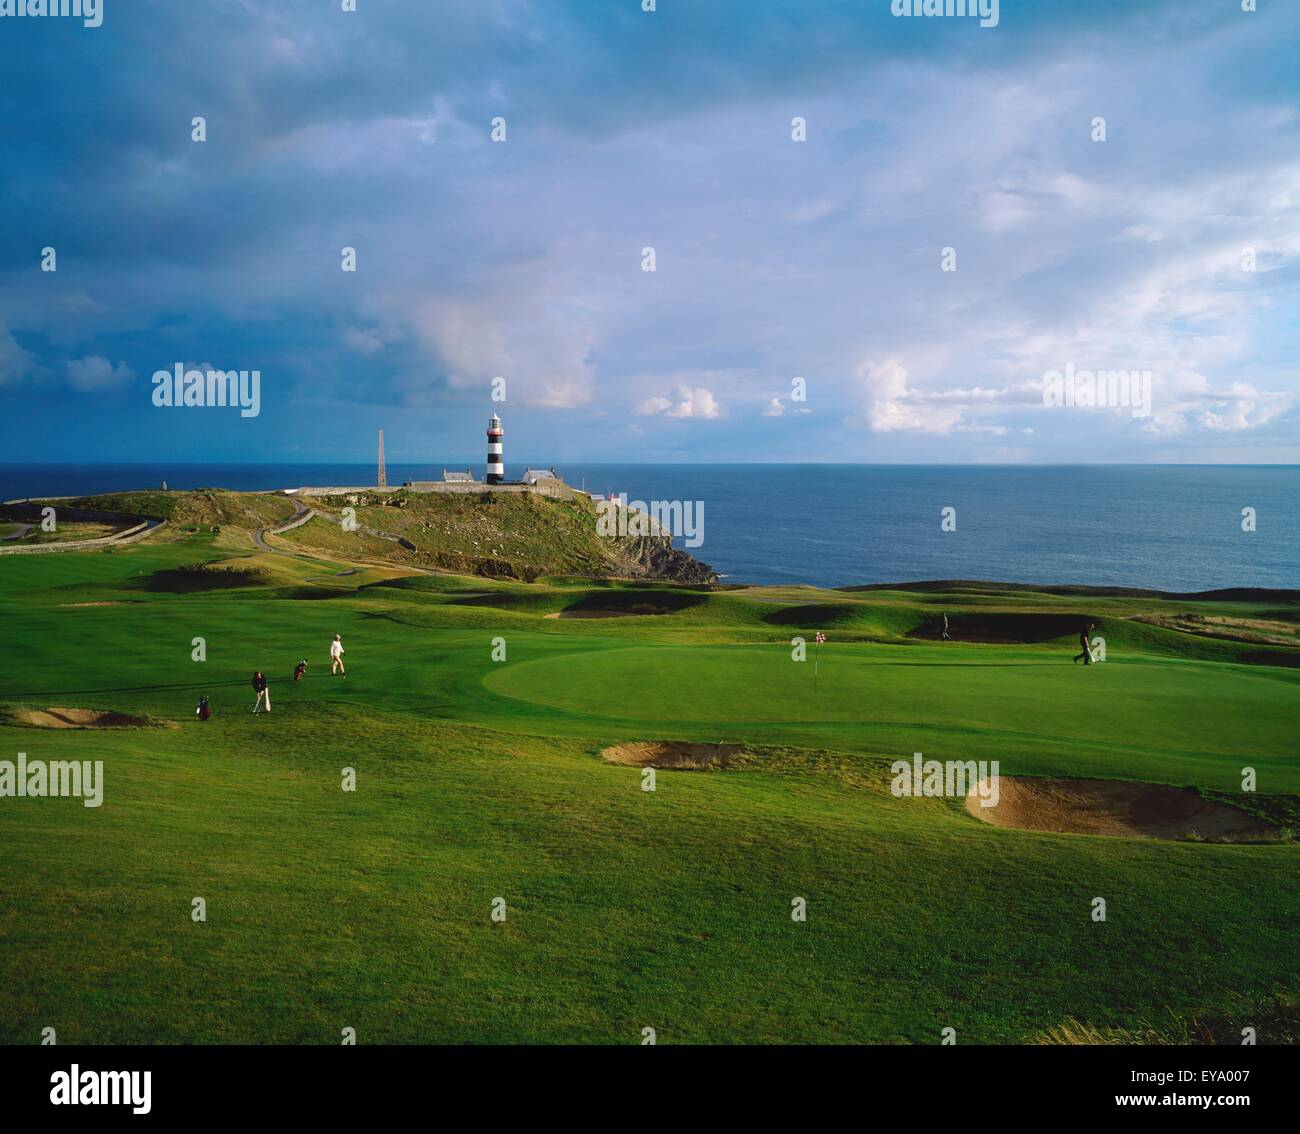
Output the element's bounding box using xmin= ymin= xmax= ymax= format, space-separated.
xmin=1 ymin=529 xmax=1296 ymax=1045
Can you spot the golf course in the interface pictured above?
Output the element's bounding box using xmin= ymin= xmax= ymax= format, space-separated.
xmin=1 ymin=492 xmax=1296 ymax=1045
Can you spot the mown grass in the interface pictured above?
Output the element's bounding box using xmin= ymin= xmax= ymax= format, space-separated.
xmin=0 ymin=526 xmax=1296 ymax=1044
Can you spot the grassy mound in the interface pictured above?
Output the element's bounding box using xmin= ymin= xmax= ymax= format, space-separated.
xmin=910 ymin=611 xmax=1097 ymax=643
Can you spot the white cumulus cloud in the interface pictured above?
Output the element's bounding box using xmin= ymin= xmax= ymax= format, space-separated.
xmin=637 ymin=386 xmax=721 ymax=420
xmin=67 ymin=356 xmax=134 ymax=391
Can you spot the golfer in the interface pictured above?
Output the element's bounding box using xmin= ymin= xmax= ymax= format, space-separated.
xmin=330 ymin=634 xmax=346 ymax=676
xmin=1073 ymin=623 xmax=1095 ymax=665
xmin=941 ymin=612 xmax=952 ymax=641
xmin=252 ymin=670 xmax=271 ymax=713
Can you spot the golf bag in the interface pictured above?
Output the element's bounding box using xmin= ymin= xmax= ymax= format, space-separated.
xmin=196 ymin=696 xmax=211 ymax=721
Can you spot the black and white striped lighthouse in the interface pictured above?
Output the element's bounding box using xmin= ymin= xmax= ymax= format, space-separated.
xmin=486 ymin=413 xmax=504 ymax=484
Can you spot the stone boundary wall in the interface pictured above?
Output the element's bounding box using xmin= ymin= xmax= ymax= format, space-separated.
xmin=294 ymin=481 xmax=578 ymax=501
xmin=0 ymin=516 xmax=166 ymax=555
xmin=267 ymin=508 xmax=316 ymax=536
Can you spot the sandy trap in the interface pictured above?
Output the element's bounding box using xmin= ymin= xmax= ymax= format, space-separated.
xmin=600 ymin=741 xmax=749 ymax=769
xmin=15 ymin=708 xmax=168 ymax=730
xmin=966 ymin=775 xmax=1276 ymax=842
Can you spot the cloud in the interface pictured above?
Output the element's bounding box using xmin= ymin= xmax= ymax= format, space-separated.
xmin=852 ymin=359 xmax=966 ymax=434
xmin=1 ymin=0 xmax=1298 ymax=462
xmin=790 ymin=201 xmax=835 ymax=224
xmin=0 ymin=328 xmax=33 ymax=386
xmin=66 ymin=356 xmax=134 ymax=392
xmin=390 ymin=297 xmax=596 ymax=410
xmin=342 ymin=326 xmax=394 ymax=356
xmin=637 ymin=386 xmax=721 ymax=420
xmin=1141 ymin=372 xmax=1296 ymax=434
xmin=1197 ymin=383 xmax=1294 ymax=431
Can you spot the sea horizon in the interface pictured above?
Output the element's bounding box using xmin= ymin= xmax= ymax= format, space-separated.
xmin=6 ymin=460 xmax=1297 ymax=467
xmin=3 ymin=462 xmax=1295 ymax=593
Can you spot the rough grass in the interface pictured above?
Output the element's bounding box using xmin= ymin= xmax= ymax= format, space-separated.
xmin=1031 ymin=996 xmax=1299 ymax=1045
xmin=59 ymin=489 xmax=297 ymax=530
xmin=5 ymin=521 xmax=123 ymax=544
xmin=277 ymin=492 xmax=617 ymax=581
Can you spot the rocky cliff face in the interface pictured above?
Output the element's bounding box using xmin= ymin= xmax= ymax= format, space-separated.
xmin=608 ymin=535 xmax=717 ymax=584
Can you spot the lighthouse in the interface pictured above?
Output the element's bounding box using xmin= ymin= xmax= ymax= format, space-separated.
xmin=486 ymin=413 xmax=504 ymax=484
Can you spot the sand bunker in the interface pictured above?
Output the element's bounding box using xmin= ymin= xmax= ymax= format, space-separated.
xmin=16 ymin=708 xmax=162 ymax=730
xmin=600 ymin=741 xmax=749 ymax=769
xmin=966 ymin=776 xmax=1275 ymax=842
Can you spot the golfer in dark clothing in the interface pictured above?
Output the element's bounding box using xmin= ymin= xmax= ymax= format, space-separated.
xmin=1074 ymin=623 xmax=1094 ymax=665
xmin=252 ymin=670 xmax=271 ymax=713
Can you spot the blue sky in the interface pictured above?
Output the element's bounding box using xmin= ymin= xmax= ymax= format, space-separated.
xmin=2 ymin=0 xmax=1299 ymax=465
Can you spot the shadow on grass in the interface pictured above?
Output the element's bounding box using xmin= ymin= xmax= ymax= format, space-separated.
xmin=132 ymin=565 xmax=268 ymax=593
xmin=762 ymin=603 xmax=862 ymax=628
xmin=563 ymin=590 xmax=709 ymax=616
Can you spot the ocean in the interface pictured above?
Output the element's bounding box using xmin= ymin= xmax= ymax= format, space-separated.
xmin=1 ymin=463 xmax=1296 ymax=592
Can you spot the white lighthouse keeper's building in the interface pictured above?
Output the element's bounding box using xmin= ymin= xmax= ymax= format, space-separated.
xmin=486 ymin=413 xmax=504 ymax=484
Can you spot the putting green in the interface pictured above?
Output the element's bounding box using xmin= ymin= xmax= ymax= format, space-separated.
xmin=483 ymin=641 xmax=1300 ymax=790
